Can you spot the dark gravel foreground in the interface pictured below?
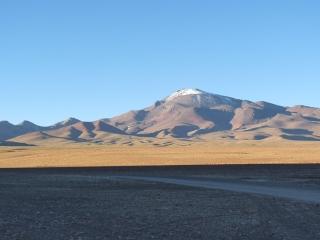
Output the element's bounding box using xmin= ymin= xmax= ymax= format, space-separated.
xmin=0 ymin=165 xmax=320 ymax=240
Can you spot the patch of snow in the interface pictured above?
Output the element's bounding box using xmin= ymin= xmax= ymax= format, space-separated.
xmin=165 ymin=88 xmax=237 ymax=105
xmin=166 ymin=89 xmax=205 ymax=101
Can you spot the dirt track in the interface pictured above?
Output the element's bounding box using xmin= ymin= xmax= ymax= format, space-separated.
xmin=113 ymin=176 xmax=320 ymax=203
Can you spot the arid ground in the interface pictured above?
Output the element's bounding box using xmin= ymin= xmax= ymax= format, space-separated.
xmin=1 ymin=165 xmax=320 ymax=240
xmin=1 ymin=141 xmax=320 ymax=168
xmin=1 ymin=142 xmax=320 ymax=239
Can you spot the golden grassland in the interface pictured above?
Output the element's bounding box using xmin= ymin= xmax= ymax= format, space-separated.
xmin=0 ymin=140 xmax=320 ymax=168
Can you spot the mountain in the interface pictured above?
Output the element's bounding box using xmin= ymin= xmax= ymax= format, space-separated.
xmin=10 ymin=120 xmax=127 ymax=145
xmin=51 ymin=117 xmax=81 ymax=129
xmin=0 ymin=120 xmax=43 ymax=141
xmin=109 ymin=88 xmax=320 ymax=140
xmin=109 ymin=89 xmax=241 ymax=137
xmin=1 ymin=88 xmax=320 ymax=145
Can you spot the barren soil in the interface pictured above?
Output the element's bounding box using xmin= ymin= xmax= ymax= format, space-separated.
xmin=1 ymin=141 xmax=320 ymax=168
xmin=0 ymin=165 xmax=320 ymax=240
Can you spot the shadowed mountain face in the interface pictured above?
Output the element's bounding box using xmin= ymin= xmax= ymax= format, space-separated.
xmin=231 ymin=101 xmax=288 ymax=130
xmin=0 ymin=140 xmax=34 ymax=146
xmin=1 ymin=89 xmax=320 ymax=143
xmin=0 ymin=121 xmax=43 ymax=141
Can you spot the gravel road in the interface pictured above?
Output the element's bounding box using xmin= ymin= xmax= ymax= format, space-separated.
xmin=114 ymin=176 xmax=320 ymax=203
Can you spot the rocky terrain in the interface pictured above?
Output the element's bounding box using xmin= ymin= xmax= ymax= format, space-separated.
xmin=1 ymin=165 xmax=320 ymax=240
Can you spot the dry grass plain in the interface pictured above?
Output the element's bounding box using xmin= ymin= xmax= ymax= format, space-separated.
xmin=0 ymin=140 xmax=320 ymax=168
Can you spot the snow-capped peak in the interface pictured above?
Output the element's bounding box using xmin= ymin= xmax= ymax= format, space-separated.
xmin=164 ymin=88 xmax=239 ymax=106
xmin=166 ymin=88 xmax=206 ymax=101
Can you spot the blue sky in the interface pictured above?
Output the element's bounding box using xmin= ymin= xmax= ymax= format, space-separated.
xmin=1 ymin=0 xmax=319 ymax=125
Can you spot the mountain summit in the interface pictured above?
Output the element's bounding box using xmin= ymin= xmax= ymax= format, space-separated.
xmin=165 ymin=88 xmax=240 ymax=107
xmin=1 ymin=89 xmax=320 ymax=144
xmin=165 ymin=88 xmax=206 ymax=101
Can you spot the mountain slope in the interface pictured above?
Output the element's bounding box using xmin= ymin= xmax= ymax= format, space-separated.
xmin=2 ymin=88 xmax=320 ymax=144
xmin=109 ymin=89 xmax=243 ymax=137
xmin=109 ymin=89 xmax=306 ymax=139
xmin=0 ymin=120 xmax=43 ymax=141
xmin=10 ymin=120 xmax=127 ymax=145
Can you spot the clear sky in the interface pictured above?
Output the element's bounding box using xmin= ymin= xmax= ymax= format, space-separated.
xmin=1 ymin=0 xmax=319 ymax=126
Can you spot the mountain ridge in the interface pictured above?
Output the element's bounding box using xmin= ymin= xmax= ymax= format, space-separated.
xmin=2 ymin=89 xmax=320 ymax=144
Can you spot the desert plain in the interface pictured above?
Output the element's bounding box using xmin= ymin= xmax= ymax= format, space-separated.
xmin=0 ymin=140 xmax=320 ymax=168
